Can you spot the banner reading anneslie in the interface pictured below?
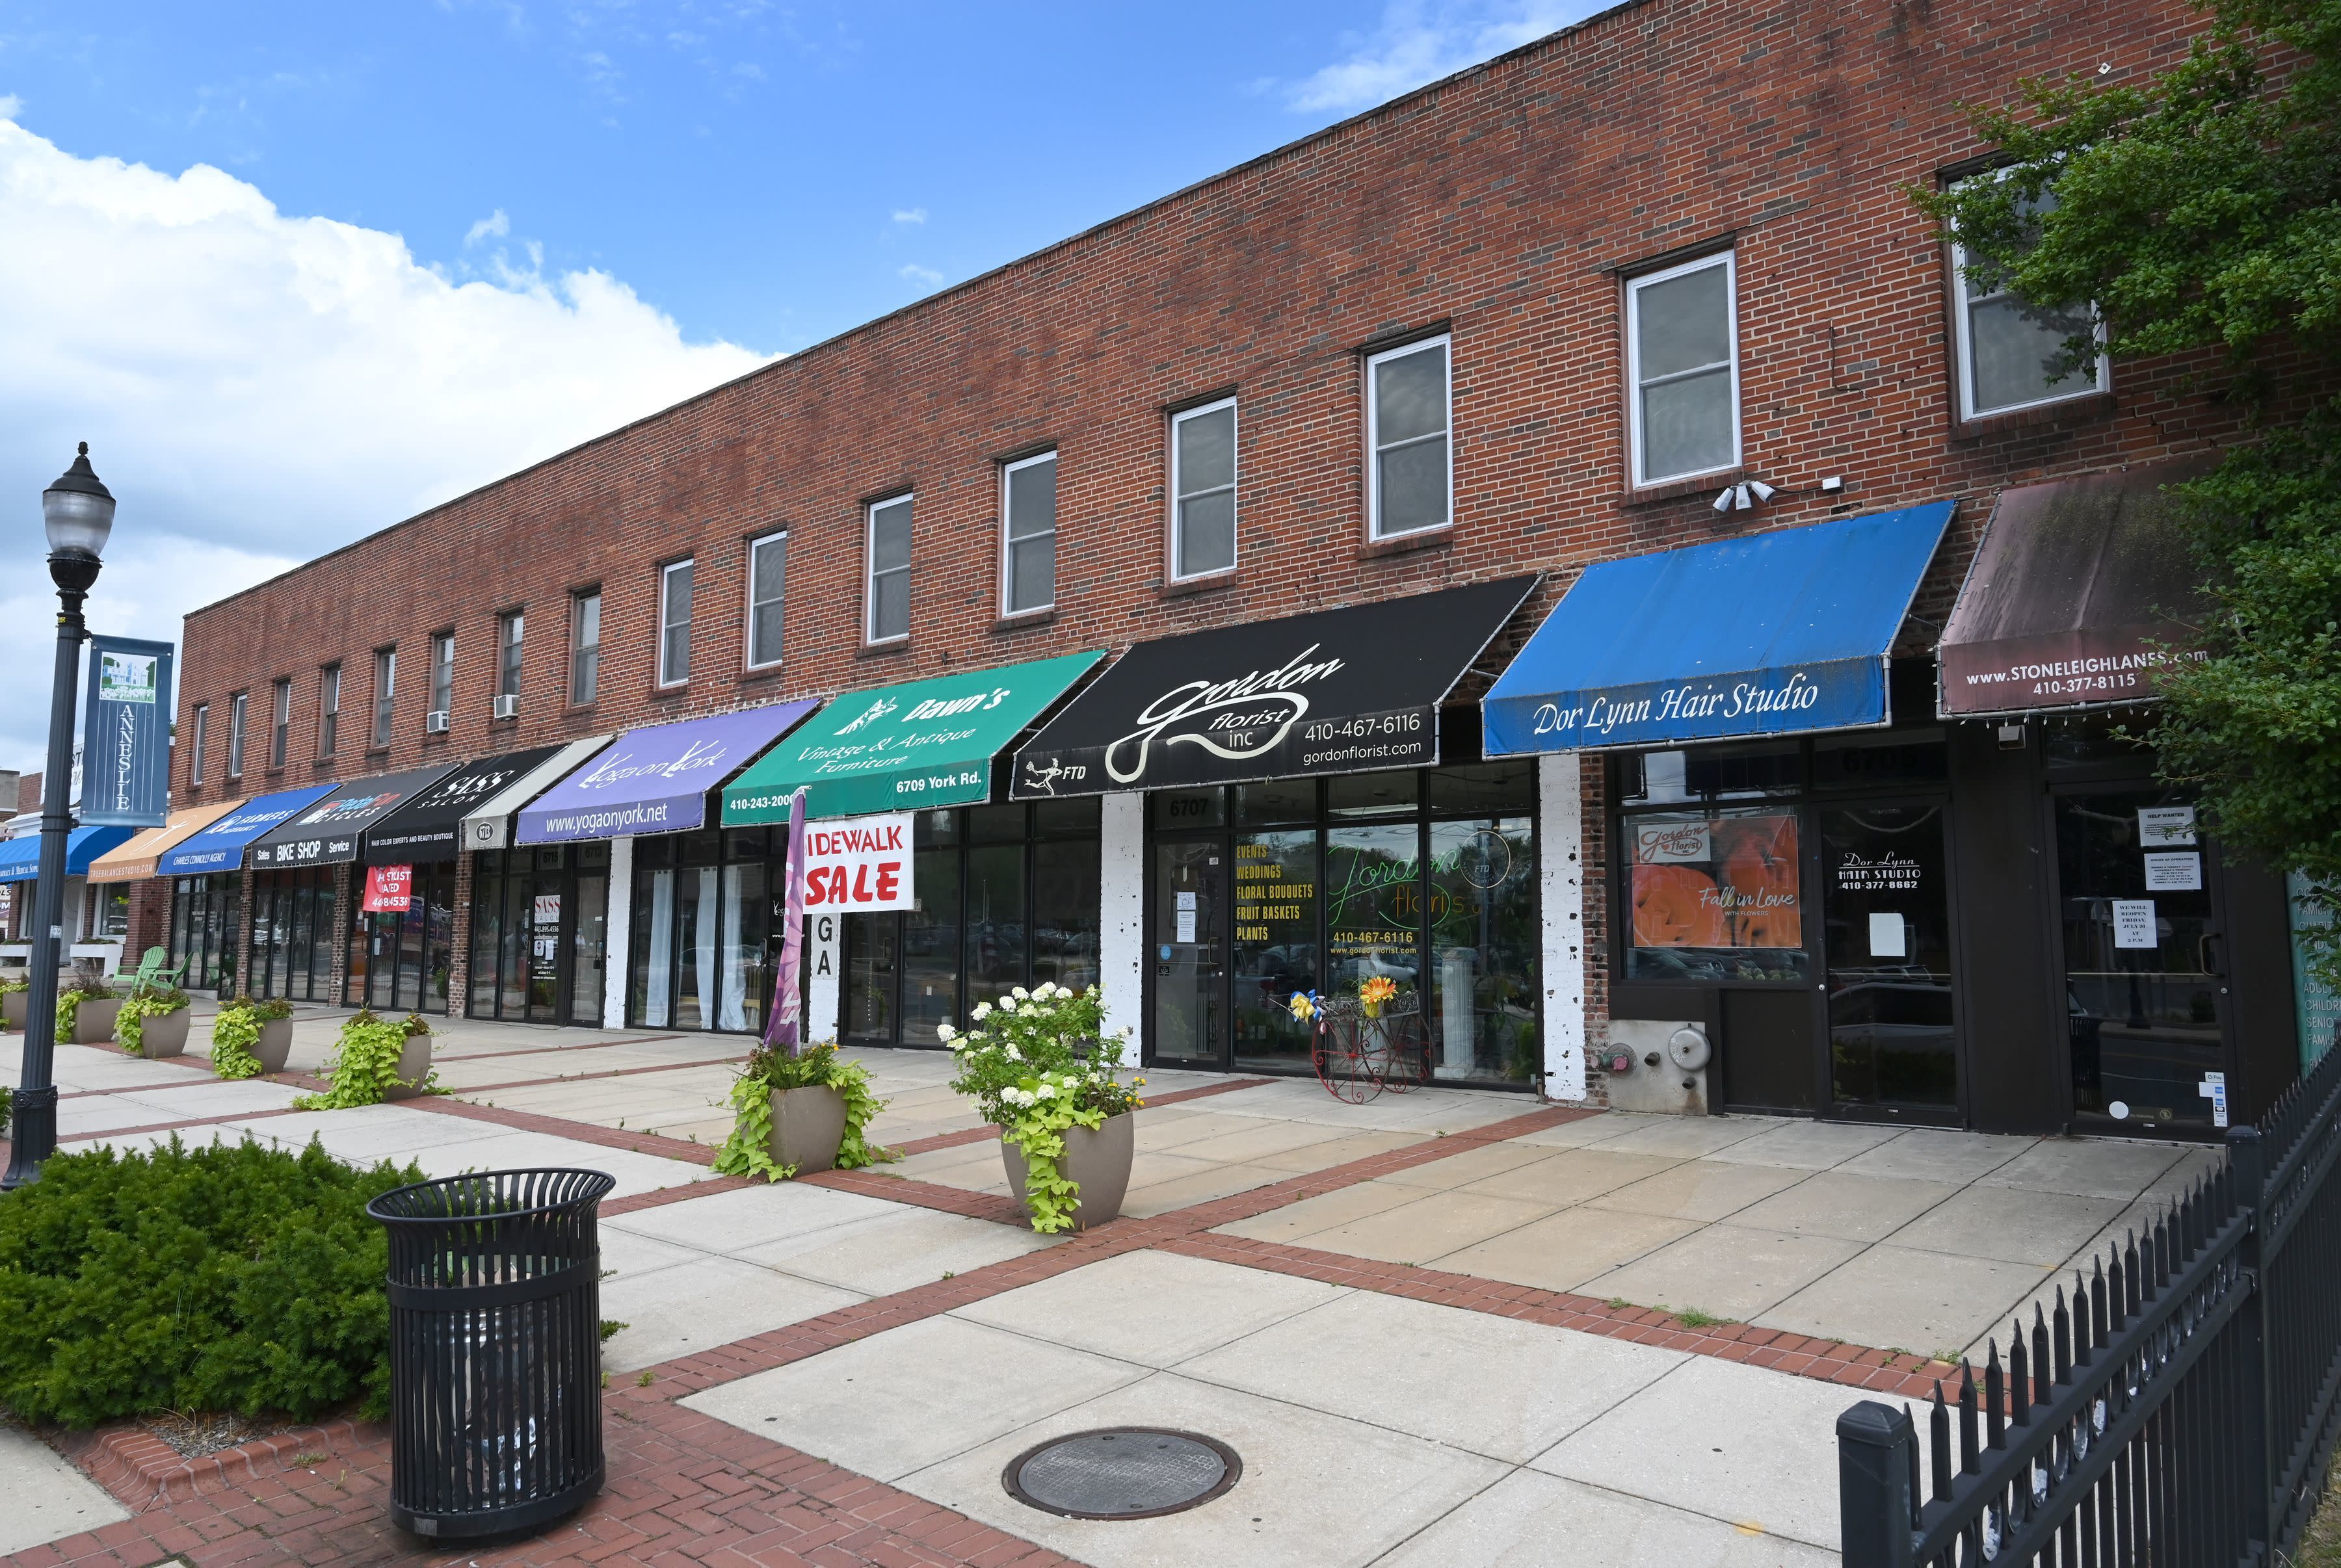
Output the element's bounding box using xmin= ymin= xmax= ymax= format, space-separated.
xmin=79 ymin=635 xmax=175 ymax=827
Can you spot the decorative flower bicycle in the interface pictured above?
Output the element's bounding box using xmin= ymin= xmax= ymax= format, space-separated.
xmin=1290 ymin=982 xmax=1429 ymax=1104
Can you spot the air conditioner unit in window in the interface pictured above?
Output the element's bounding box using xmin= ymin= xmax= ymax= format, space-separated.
xmin=425 ymin=710 xmax=451 ymax=733
xmin=494 ymin=694 xmax=520 ymax=721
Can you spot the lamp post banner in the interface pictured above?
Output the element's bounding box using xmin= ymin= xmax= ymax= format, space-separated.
xmin=78 ymin=635 xmax=174 ymax=827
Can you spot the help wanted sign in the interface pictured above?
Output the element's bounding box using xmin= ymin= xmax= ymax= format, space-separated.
xmin=802 ymin=813 xmax=916 ymax=912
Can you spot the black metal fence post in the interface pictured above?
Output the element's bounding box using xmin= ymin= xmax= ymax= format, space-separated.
xmin=2229 ymin=1121 xmax=2274 ymax=1559
xmin=1837 ymin=1400 xmax=1917 ymax=1568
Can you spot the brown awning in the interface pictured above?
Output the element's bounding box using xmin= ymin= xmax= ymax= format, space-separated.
xmin=86 ymin=797 xmax=244 ymax=883
xmin=1937 ymin=459 xmax=2214 ymax=718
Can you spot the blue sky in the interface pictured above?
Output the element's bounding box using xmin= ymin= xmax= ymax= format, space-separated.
xmin=0 ymin=1 xmax=1596 ymax=771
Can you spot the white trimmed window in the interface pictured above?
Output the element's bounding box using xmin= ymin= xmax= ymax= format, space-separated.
xmin=1950 ymin=187 xmax=2108 ymax=421
xmin=429 ymin=631 xmax=455 ymax=718
xmin=318 ymin=664 xmax=339 ymax=758
xmin=189 ymin=704 xmax=208 ymax=785
xmin=570 ymin=590 xmax=600 ymax=705
xmin=658 ymin=560 xmax=694 ymax=686
xmin=371 ymin=648 xmax=396 ymax=748
xmin=866 ymin=494 xmax=912 ymax=644
xmin=1366 ymin=336 xmax=1451 ymax=538
xmin=1001 ymin=452 xmax=1057 ymax=614
xmin=1627 ymin=252 xmax=1740 ymax=488
xmin=270 ymin=679 xmax=291 ymax=769
xmin=747 ymin=530 xmax=787 ymax=668
xmin=497 ymin=612 xmax=524 ymax=699
xmin=1170 ymin=399 xmax=1237 ymax=579
xmin=228 ymin=691 xmax=248 ymax=778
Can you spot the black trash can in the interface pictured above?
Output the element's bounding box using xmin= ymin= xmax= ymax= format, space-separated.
xmin=367 ymin=1167 xmax=616 ymax=1540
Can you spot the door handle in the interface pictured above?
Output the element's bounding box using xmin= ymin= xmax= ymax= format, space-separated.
xmin=2199 ymin=932 xmax=2223 ymax=978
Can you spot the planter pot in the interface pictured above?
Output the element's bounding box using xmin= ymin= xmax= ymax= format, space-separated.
xmin=383 ymin=1031 xmax=435 ymax=1101
xmin=765 ymin=1084 xmax=848 ymax=1175
xmin=2 ymin=991 xmax=23 ymax=1031
xmin=71 ymin=997 xmax=122 ymax=1045
xmin=1001 ymin=1111 xmax=1135 ymax=1232
xmin=251 ymin=1017 xmax=295 ymax=1075
xmin=134 ymin=1006 xmax=191 ymax=1058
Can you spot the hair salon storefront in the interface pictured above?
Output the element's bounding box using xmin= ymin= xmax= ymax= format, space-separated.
xmin=1485 ymin=476 xmax=2306 ymax=1138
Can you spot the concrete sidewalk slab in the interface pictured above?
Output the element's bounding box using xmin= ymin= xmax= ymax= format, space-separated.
xmin=0 ymin=1422 xmax=131 ymax=1556
xmin=1578 ymin=1223 xmax=1866 ymax=1322
xmin=598 ymin=1256 xmax=863 ymax=1372
xmin=955 ymin=1249 xmax=1345 ymax=1368
xmin=735 ymin=1206 xmax=1055 ymax=1296
xmin=1373 ymin=1468 xmax=1838 ymax=1567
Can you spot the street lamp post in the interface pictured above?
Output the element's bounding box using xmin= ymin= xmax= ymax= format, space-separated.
xmin=2 ymin=443 xmax=114 ymax=1190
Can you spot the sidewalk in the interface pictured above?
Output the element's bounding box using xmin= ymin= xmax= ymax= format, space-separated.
xmin=0 ymin=1008 xmax=2227 ymax=1566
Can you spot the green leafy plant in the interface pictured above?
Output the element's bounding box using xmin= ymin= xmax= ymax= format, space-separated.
xmin=210 ymin=995 xmax=294 ymax=1080
xmin=1917 ymin=0 xmax=2341 ymax=989
xmin=0 ymin=975 xmax=29 ymax=995
xmin=943 ymin=982 xmax=1142 ymax=1233
xmin=293 ymin=1011 xmax=434 ymax=1110
xmin=53 ymin=983 xmax=116 ymax=1041
xmin=0 ymin=1136 xmax=423 ymax=1428
xmin=711 ymin=1041 xmax=892 ymax=1182
xmin=1 ymin=1084 xmax=12 ymax=1136
xmin=115 ymin=987 xmax=191 ymax=1058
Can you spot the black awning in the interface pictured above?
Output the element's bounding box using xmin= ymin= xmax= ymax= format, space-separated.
xmin=1938 ymin=459 xmax=2214 ymax=718
xmin=1011 ymin=576 xmax=1539 ymax=798
xmin=248 ymin=763 xmax=461 ymax=870
xmin=361 ymin=746 xmax=566 ymax=865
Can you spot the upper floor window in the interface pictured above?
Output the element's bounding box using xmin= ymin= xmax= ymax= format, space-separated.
xmin=318 ymin=664 xmax=340 ymax=758
xmin=1001 ymin=452 xmax=1057 ymax=614
xmin=659 ymin=559 xmax=693 ymax=686
xmin=227 ymin=691 xmax=248 ymax=779
xmin=747 ymin=531 xmax=787 ymax=669
xmin=571 ymin=590 xmax=601 ymax=705
xmin=497 ymin=612 xmax=524 ymax=699
xmin=1170 ymin=399 xmax=1237 ymax=579
xmin=189 ymin=703 xmax=208 ymax=785
xmin=269 ymin=678 xmax=291 ymax=770
xmin=1950 ymin=186 xmax=2108 ymax=421
xmin=866 ymin=493 xmax=912 ymax=644
xmin=1366 ymin=336 xmax=1451 ymax=538
xmin=1628 ymin=252 xmax=1740 ymax=488
xmin=429 ymin=632 xmax=454 ymax=720
xmin=371 ymin=647 xmax=396 ymax=749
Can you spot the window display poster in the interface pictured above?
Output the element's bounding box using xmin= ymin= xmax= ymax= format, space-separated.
xmin=2143 ymin=852 xmax=2202 ymax=892
xmin=1175 ymin=889 xmax=1198 ymax=945
xmin=2290 ymin=870 xmax=2341 ymax=1069
xmin=1630 ymin=811 xmax=1801 ymax=949
xmin=1869 ymin=911 xmax=1907 ymax=959
xmin=2113 ymin=899 xmax=2158 ymax=950
xmin=361 ymin=863 xmax=412 ymax=913
xmin=2139 ymin=805 xmax=2197 ymax=847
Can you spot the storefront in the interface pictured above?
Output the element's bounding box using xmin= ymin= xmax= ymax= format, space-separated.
xmin=719 ymin=653 xmax=1106 ymax=1047
xmin=1012 ymin=577 xmax=1545 ymax=1085
xmin=1483 ymin=482 xmax=2301 ymax=1136
xmin=0 ymin=826 xmax=135 ymax=968
xmin=157 ymin=785 xmax=336 ymax=996
xmin=86 ymin=799 xmax=242 ymax=972
xmin=356 ymin=747 xmax=562 ymax=1013
xmin=458 ymin=736 xmax=613 ymax=1025
xmin=242 ymin=764 xmax=457 ymax=1005
xmin=517 ymin=701 xmax=819 ymax=1030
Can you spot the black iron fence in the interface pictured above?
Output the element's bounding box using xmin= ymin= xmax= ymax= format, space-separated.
xmin=1838 ymin=1039 xmax=2341 ymax=1566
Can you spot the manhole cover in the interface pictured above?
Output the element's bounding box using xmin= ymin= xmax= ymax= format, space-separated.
xmin=1002 ymin=1427 xmax=1242 ymax=1519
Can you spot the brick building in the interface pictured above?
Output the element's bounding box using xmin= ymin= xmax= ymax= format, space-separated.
xmin=128 ymin=0 xmax=2308 ymax=1135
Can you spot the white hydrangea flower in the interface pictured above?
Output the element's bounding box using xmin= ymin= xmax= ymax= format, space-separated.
xmin=936 ymin=1021 xmax=957 ymax=1043
xmin=998 ymin=997 xmax=1017 ymax=1014
xmin=1033 ymin=981 xmax=1056 ymax=999
xmin=972 ymin=1000 xmax=992 ymax=1020
xmin=1003 ymin=1043 xmax=1022 ymax=1062
xmin=1035 ymin=1082 xmax=1057 ymax=1100
xmin=1012 ymin=986 xmax=1029 ymax=1000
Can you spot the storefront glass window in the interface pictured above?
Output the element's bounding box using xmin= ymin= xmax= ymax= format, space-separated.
xmin=1621 ymin=741 xmax=1802 ymax=805
xmin=1428 ymin=817 xmax=1540 ymax=1084
xmin=1623 ymin=806 xmax=1808 ymax=982
xmin=95 ymin=885 xmax=129 ymax=937
xmin=470 ymin=844 xmax=606 ymax=1025
xmin=1233 ymin=829 xmax=1319 ymax=1072
xmin=169 ymin=872 xmax=243 ymax=993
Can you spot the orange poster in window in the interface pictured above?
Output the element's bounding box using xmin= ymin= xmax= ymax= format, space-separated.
xmin=1717 ymin=814 xmax=1801 ymax=947
xmin=1629 ymin=813 xmax=1801 ymax=950
xmin=1632 ymin=863 xmax=1727 ymax=947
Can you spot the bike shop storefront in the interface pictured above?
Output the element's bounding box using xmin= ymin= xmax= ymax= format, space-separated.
xmin=1011 ymin=577 xmax=1545 ymax=1086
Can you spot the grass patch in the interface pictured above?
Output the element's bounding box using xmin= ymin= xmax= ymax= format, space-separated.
xmin=1673 ymin=1306 xmax=1733 ymax=1329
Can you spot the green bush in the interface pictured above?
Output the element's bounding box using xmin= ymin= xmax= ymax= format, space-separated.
xmin=0 ymin=1137 xmax=421 ymax=1428
xmin=116 ymin=987 xmax=190 ymax=1057
xmin=293 ymin=1010 xmax=434 ymax=1110
xmin=0 ymin=1084 xmax=12 ymax=1136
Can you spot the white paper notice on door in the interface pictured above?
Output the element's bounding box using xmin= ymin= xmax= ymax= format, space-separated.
xmin=2144 ymin=852 xmax=2203 ymax=891
xmin=1174 ymin=890 xmax=1198 ymax=944
xmin=2112 ymin=899 xmax=2159 ymax=949
xmin=2139 ymin=806 xmax=2197 ymax=847
xmin=1868 ymin=911 xmax=1907 ymax=958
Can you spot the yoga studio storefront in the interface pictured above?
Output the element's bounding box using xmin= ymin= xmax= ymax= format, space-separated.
xmin=1012 ymin=578 xmax=1550 ymax=1088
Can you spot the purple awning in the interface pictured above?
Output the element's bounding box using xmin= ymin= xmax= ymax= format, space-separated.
xmin=516 ymin=701 xmax=821 ymax=844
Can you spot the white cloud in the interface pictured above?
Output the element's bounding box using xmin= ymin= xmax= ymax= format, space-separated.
xmin=890 ymin=207 xmax=926 ymax=225
xmin=1285 ymin=1 xmax=1594 ymax=114
xmin=464 ymin=207 xmax=510 ymax=246
xmin=0 ymin=112 xmax=771 ymax=771
xmin=897 ymin=263 xmax=944 ymax=286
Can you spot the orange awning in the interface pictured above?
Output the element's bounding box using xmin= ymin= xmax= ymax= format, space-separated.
xmin=86 ymin=797 xmax=245 ymax=883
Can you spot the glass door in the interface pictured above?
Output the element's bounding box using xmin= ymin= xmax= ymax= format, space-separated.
xmin=2057 ymin=789 xmax=2230 ymax=1131
xmin=571 ymin=870 xmax=607 ymax=1025
xmin=527 ymin=878 xmax=564 ymax=1023
xmin=1152 ymin=838 xmax=1227 ymax=1069
xmin=1820 ymin=801 xmax=1959 ymax=1115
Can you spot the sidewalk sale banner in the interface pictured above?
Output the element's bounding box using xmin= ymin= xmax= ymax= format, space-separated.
xmin=801 ymin=813 xmax=915 ymax=912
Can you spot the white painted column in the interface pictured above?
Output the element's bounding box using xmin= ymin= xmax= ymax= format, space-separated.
xmin=1538 ymin=755 xmax=1588 ymax=1101
xmin=602 ymin=836 xmax=633 ymax=1029
xmin=1098 ymin=792 xmax=1144 ymax=1066
xmin=806 ymin=911 xmax=841 ymax=1045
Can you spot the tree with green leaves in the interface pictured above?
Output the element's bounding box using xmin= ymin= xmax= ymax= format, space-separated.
xmin=1918 ymin=0 xmax=2341 ymax=987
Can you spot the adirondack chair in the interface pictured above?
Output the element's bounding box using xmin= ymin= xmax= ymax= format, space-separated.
xmin=128 ymin=945 xmax=185 ymax=997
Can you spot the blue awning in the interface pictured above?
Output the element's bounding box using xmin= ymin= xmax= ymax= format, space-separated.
xmin=155 ymin=785 xmax=337 ymax=876
xmin=1483 ymin=503 xmax=1955 ymax=754
xmin=0 ymin=825 xmax=136 ymax=883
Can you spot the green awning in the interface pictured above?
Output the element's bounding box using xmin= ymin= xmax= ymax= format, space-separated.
xmin=721 ymin=650 xmax=1104 ymax=822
